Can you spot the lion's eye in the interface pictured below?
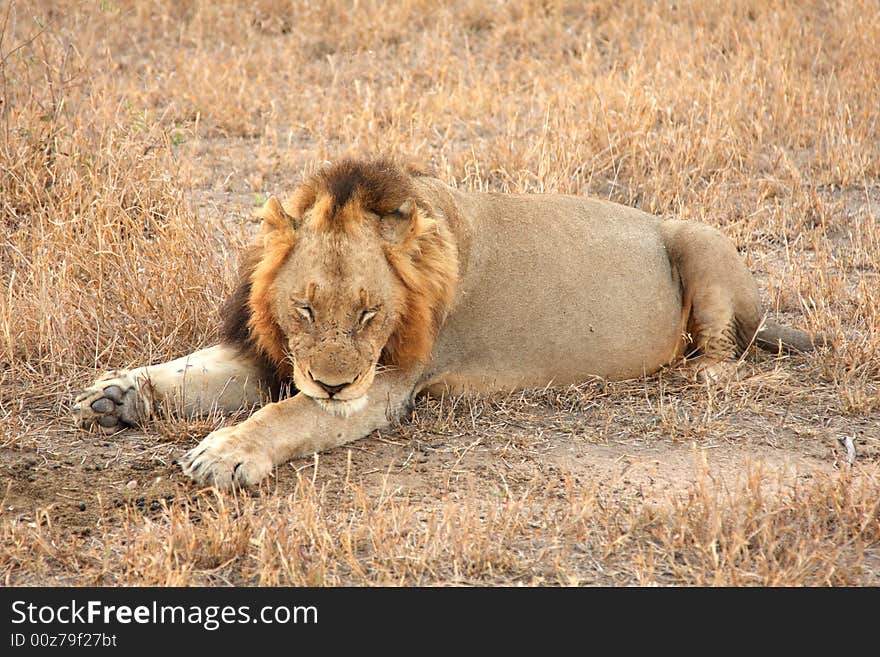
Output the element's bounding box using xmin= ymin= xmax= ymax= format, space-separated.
xmin=295 ymin=305 xmax=314 ymax=322
xmin=359 ymin=308 xmax=378 ymax=327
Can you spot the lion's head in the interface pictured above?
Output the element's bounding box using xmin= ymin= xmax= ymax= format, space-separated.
xmin=244 ymin=159 xmax=458 ymax=414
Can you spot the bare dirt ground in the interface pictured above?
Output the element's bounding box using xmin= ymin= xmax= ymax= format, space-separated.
xmin=1 ymin=1 xmax=878 ymax=585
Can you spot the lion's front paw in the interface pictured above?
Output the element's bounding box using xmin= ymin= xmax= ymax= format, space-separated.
xmin=179 ymin=426 xmax=273 ymax=489
xmin=72 ymin=370 xmax=151 ymax=433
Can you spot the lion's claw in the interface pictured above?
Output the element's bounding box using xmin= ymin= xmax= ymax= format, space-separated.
xmin=180 ymin=426 xmax=272 ymax=489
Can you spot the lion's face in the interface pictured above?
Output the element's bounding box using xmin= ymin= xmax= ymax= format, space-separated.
xmin=271 ymin=223 xmax=405 ymax=413
xmin=247 ymin=161 xmax=459 ymax=415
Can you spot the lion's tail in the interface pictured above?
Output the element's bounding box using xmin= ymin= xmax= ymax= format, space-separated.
xmin=754 ymin=318 xmax=829 ymax=353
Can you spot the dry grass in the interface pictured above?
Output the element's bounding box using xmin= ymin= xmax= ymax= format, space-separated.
xmin=0 ymin=0 xmax=878 ymax=586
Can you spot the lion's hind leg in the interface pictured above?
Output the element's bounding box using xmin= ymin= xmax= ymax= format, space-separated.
xmin=73 ymin=344 xmax=273 ymax=433
xmin=683 ymin=284 xmax=756 ymax=382
xmin=661 ymin=220 xmax=762 ymax=383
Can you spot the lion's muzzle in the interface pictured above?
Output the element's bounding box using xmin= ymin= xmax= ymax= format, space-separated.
xmin=293 ymin=360 xmax=377 ymax=406
xmin=311 ymin=375 xmax=354 ymax=397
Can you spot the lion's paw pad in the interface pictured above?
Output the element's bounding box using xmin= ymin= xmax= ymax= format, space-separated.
xmin=72 ymin=371 xmax=150 ymax=433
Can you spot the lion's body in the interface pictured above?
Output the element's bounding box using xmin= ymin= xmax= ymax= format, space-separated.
xmin=418 ymin=181 xmax=689 ymax=391
xmin=73 ymin=159 xmax=820 ymax=488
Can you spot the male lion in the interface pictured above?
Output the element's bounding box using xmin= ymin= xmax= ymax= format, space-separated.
xmin=73 ymin=158 xmax=822 ymax=488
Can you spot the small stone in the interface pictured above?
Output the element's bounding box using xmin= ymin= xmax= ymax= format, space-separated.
xmin=126 ymin=479 xmax=138 ymax=489
xmin=97 ymin=415 xmax=118 ymax=428
xmin=78 ymin=503 xmax=86 ymax=511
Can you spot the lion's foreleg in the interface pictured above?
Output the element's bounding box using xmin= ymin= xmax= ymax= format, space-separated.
xmin=73 ymin=344 xmax=271 ymax=432
xmin=179 ymin=374 xmax=416 ymax=488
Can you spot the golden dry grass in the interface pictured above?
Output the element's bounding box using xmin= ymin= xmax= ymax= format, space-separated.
xmin=1 ymin=0 xmax=878 ymax=586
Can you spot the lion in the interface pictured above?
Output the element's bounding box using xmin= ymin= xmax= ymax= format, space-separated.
xmin=72 ymin=158 xmax=824 ymax=488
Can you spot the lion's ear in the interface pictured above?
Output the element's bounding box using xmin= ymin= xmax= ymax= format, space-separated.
xmin=379 ymin=199 xmax=416 ymax=243
xmin=258 ymin=195 xmax=297 ymax=236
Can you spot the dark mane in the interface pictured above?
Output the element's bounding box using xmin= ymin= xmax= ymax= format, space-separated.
xmin=219 ymin=249 xmax=288 ymax=400
xmin=293 ymin=158 xmax=420 ymax=221
xmin=323 ymin=157 xmax=414 ymax=213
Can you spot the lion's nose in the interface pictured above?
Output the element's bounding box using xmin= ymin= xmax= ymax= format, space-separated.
xmin=312 ymin=378 xmax=350 ymax=397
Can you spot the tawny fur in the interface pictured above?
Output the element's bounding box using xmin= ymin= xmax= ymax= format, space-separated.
xmin=73 ymin=157 xmax=825 ymax=489
xmin=247 ymin=198 xmax=297 ymax=376
xmin=251 ymin=161 xmax=459 ymax=373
